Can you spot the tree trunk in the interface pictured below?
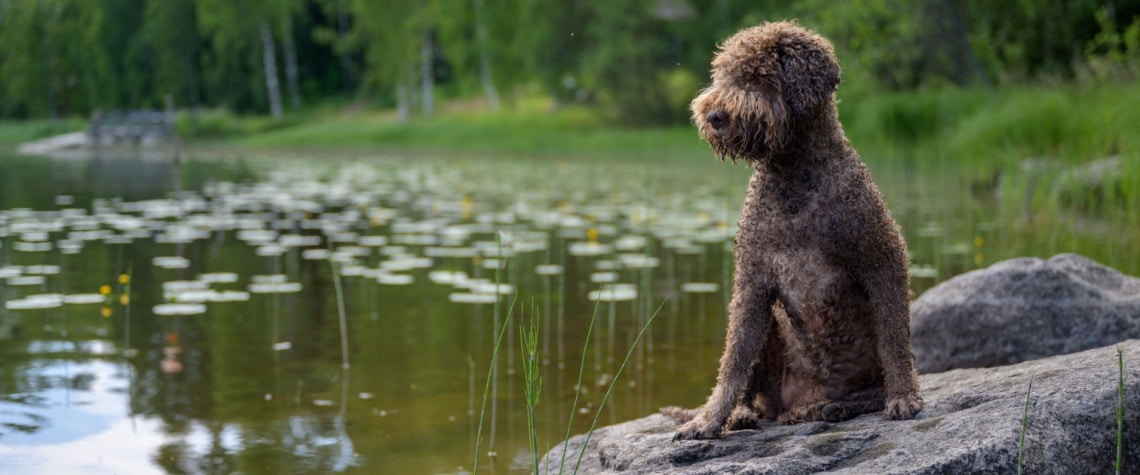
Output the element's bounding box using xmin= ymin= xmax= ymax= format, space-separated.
xmin=260 ymin=22 xmax=284 ymax=119
xmin=940 ymin=0 xmax=990 ymax=87
xmin=421 ymin=29 xmax=434 ymax=118
xmin=39 ymin=5 xmax=58 ymax=121
xmin=178 ymin=15 xmax=202 ymax=121
xmin=397 ymin=79 xmax=411 ymax=122
xmin=337 ymin=0 xmax=353 ymax=92
xmin=281 ymin=13 xmax=302 ymax=108
xmin=473 ymin=0 xmax=501 ymax=111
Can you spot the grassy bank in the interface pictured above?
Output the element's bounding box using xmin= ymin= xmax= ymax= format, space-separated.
xmin=3 ymin=82 xmax=1136 ymax=172
xmin=189 ymin=99 xmax=706 ymax=161
xmin=187 ymin=82 xmax=1138 ymax=171
xmin=843 ymin=82 xmax=1140 ymax=169
xmin=0 ymin=118 xmax=86 ymax=148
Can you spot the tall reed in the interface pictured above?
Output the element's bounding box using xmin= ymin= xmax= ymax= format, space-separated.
xmin=520 ymin=306 xmax=542 ymax=473
xmin=473 ymin=231 xmax=513 ymax=474
xmin=328 ymin=245 xmax=350 ymax=370
xmin=1018 ymin=373 xmax=1035 ymax=475
xmin=558 ymin=296 xmax=602 ymax=474
xmin=573 ymin=300 xmax=666 ymax=473
xmin=1117 ymin=346 xmax=1125 ymax=475
xmin=472 ymin=295 xmax=516 ymax=474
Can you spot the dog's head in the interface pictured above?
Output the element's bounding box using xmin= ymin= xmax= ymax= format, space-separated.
xmin=691 ymin=21 xmax=841 ymax=162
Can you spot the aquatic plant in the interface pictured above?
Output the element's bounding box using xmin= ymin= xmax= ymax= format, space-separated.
xmin=1117 ymin=347 xmax=1125 ymax=475
xmin=520 ymin=307 xmax=542 ymax=473
xmin=472 ymin=295 xmax=516 ymax=474
xmin=1018 ymin=373 xmax=1034 ymax=475
xmin=572 ymin=300 xmax=665 ymax=474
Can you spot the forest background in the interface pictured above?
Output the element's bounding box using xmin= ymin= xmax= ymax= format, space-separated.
xmin=0 ymin=0 xmax=1138 ymax=162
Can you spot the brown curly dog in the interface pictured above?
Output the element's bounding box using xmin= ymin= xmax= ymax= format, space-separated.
xmin=664 ymin=21 xmax=924 ymax=441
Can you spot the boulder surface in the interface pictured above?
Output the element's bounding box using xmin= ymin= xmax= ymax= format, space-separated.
xmin=541 ymin=340 xmax=1140 ymax=474
xmin=911 ymin=253 xmax=1140 ymax=373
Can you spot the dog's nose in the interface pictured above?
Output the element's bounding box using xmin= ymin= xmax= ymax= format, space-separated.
xmin=707 ymin=111 xmax=728 ymax=129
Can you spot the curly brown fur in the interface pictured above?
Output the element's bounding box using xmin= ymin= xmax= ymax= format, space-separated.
xmin=665 ymin=21 xmax=923 ymax=441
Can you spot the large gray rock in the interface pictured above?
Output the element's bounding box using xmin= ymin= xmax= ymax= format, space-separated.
xmin=541 ymin=341 xmax=1140 ymax=474
xmin=911 ymin=253 xmax=1140 ymax=373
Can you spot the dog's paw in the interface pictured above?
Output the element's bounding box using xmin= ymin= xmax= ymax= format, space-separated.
xmin=672 ymin=417 xmax=723 ymax=441
xmin=883 ymin=393 xmax=924 ymax=420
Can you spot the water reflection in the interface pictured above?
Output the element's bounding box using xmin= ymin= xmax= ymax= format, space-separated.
xmin=0 ymin=359 xmax=166 ymax=474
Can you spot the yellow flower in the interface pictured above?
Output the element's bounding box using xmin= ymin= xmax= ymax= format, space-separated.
xmin=974 ymin=236 xmax=985 ymax=248
xmin=118 ymin=274 xmax=130 ymax=285
xmin=974 ymin=253 xmax=984 ymax=266
xmin=119 ymin=294 xmax=130 ymax=306
xmin=101 ymin=306 xmax=112 ymax=318
xmin=461 ymin=196 xmax=473 ymax=219
xmin=587 ymin=227 xmax=599 ymax=243
xmin=99 ymin=285 xmax=112 ymax=296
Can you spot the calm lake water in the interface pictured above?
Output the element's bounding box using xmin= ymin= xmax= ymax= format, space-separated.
xmin=0 ymin=150 xmax=1136 ymax=474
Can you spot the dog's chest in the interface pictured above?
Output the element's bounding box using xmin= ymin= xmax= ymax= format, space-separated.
xmin=766 ymin=246 xmax=839 ymax=325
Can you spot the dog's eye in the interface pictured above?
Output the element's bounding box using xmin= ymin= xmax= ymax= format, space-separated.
xmin=742 ymin=78 xmax=775 ymax=94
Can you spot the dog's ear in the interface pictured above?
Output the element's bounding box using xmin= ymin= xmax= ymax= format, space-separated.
xmin=779 ymin=37 xmax=840 ymax=117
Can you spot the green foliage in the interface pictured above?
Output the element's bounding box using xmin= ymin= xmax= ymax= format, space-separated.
xmin=663 ymin=69 xmax=702 ymax=121
xmin=802 ymin=0 xmax=932 ymax=88
xmin=580 ymin=0 xmax=679 ymax=124
xmin=947 ymin=91 xmax=1086 ymax=159
xmin=942 ymin=85 xmax=1139 ymax=162
xmin=349 ymin=0 xmax=418 ymax=100
xmin=804 ymin=0 xmax=1140 ymax=88
xmin=2 ymin=0 xmax=1139 ymax=126
xmin=130 ymin=0 xmax=202 ymax=109
xmin=0 ymin=0 xmax=110 ymax=117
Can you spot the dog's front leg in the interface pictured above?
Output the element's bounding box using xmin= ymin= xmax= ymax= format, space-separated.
xmin=862 ymin=265 xmax=924 ymax=420
xmin=674 ymin=255 xmax=776 ymax=441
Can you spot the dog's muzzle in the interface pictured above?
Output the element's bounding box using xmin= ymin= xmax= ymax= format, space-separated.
xmin=707 ymin=111 xmax=729 ymax=130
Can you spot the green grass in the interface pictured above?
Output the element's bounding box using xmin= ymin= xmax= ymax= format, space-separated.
xmin=0 ymin=118 xmax=86 ymax=148
xmin=844 ymin=82 xmax=1140 ymax=172
xmin=1017 ymin=352 xmax=1129 ymax=474
xmin=216 ymin=105 xmax=705 ymax=161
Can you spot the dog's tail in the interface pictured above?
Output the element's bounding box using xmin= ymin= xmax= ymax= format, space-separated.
xmin=659 ymin=406 xmax=699 ymax=423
